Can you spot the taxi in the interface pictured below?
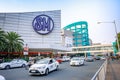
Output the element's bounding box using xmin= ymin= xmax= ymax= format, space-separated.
xmin=29 ymin=58 xmax=59 ymax=75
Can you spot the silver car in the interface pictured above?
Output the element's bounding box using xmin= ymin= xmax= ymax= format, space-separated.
xmin=0 ymin=59 xmax=27 ymax=69
xmin=86 ymin=56 xmax=94 ymax=62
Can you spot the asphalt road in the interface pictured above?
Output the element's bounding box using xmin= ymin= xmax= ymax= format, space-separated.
xmin=0 ymin=60 xmax=104 ymax=80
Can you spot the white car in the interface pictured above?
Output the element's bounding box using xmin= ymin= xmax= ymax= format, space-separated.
xmin=86 ymin=56 xmax=94 ymax=62
xmin=29 ymin=58 xmax=59 ymax=75
xmin=100 ymin=56 xmax=106 ymax=60
xmin=62 ymin=56 xmax=70 ymax=61
xmin=0 ymin=75 xmax=5 ymax=80
xmin=70 ymin=57 xmax=84 ymax=66
xmin=0 ymin=59 xmax=27 ymax=69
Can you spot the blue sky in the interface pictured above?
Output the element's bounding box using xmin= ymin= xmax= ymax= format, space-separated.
xmin=0 ymin=0 xmax=120 ymax=44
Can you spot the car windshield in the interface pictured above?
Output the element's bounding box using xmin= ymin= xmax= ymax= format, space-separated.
xmin=36 ymin=59 xmax=49 ymax=64
xmin=71 ymin=58 xmax=80 ymax=61
xmin=10 ymin=59 xmax=18 ymax=62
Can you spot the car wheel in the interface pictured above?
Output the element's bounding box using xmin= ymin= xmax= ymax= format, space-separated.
xmin=22 ymin=64 xmax=25 ymax=67
xmin=5 ymin=65 xmax=10 ymax=69
xmin=45 ymin=68 xmax=49 ymax=75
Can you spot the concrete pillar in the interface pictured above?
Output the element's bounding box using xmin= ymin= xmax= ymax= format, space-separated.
xmin=85 ymin=52 xmax=87 ymax=58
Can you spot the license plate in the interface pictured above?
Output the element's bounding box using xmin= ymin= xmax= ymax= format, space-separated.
xmin=72 ymin=62 xmax=75 ymax=65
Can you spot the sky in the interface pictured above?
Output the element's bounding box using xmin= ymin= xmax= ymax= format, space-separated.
xmin=0 ymin=0 xmax=120 ymax=44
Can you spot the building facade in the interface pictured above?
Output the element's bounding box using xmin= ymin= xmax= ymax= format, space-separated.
xmin=64 ymin=21 xmax=90 ymax=47
xmin=0 ymin=10 xmax=70 ymax=56
xmin=61 ymin=29 xmax=73 ymax=47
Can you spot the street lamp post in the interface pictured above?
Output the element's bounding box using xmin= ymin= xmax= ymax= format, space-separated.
xmin=97 ymin=20 xmax=120 ymax=52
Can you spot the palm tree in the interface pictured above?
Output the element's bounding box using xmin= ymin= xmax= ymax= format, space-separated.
xmin=115 ymin=32 xmax=120 ymax=51
xmin=0 ymin=28 xmax=6 ymax=52
xmin=4 ymin=32 xmax=24 ymax=57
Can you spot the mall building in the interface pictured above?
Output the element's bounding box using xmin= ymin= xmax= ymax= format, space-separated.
xmin=0 ymin=10 xmax=72 ymax=57
xmin=1 ymin=10 xmax=113 ymax=58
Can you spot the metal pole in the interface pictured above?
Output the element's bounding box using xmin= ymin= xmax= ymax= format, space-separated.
xmin=97 ymin=20 xmax=120 ymax=52
xmin=113 ymin=20 xmax=120 ymax=51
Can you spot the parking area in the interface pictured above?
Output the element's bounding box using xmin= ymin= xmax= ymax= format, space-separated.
xmin=0 ymin=60 xmax=104 ymax=80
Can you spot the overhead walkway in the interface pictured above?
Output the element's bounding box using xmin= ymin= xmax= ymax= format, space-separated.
xmin=64 ymin=44 xmax=114 ymax=57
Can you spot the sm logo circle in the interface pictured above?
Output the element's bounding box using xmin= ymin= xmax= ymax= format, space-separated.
xmin=32 ymin=14 xmax=54 ymax=35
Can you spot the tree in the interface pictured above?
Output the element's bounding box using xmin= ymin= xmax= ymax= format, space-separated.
xmin=4 ymin=32 xmax=24 ymax=57
xmin=0 ymin=28 xmax=6 ymax=52
xmin=115 ymin=32 xmax=120 ymax=51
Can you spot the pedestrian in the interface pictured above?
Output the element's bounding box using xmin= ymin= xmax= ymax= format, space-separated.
xmin=107 ymin=56 xmax=110 ymax=64
xmin=111 ymin=56 xmax=114 ymax=61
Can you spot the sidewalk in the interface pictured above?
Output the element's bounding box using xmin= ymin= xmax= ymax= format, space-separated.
xmin=105 ymin=59 xmax=120 ymax=80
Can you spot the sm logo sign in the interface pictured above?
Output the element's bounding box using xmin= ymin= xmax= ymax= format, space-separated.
xmin=32 ymin=14 xmax=54 ymax=35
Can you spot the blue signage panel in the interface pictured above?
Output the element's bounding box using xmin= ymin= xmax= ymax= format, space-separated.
xmin=32 ymin=14 xmax=54 ymax=35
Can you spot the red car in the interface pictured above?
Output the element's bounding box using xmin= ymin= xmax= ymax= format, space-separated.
xmin=55 ymin=58 xmax=63 ymax=64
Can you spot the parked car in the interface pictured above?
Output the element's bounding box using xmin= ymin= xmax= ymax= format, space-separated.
xmin=29 ymin=58 xmax=59 ymax=75
xmin=0 ymin=59 xmax=27 ymax=69
xmin=0 ymin=75 xmax=5 ymax=80
xmin=55 ymin=57 xmax=63 ymax=64
xmin=70 ymin=57 xmax=84 ymax=66
xmin=62 ymin=56 xmax=70 ymax=62
xmin=94 ymin=56 xmax=101 ymax=60
xmin=100 ymin=56 xmax=106 ymax=60
xmin=86 ymin=56 xmax=94 ymax=62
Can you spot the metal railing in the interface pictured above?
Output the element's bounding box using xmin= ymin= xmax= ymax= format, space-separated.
xmin=91 ymin=60 xmax=108 ymax=80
